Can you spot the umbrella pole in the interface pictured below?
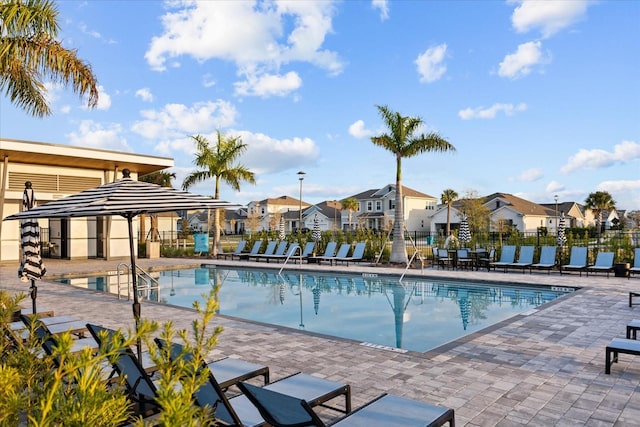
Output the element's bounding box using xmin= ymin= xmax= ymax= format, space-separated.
xmin=127 ymin=216 xmax=143 ymax=362
xmin=30 ymin=279 xmax=37 ymax=313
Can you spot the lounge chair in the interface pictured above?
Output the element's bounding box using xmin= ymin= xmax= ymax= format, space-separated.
xmin=155 ymin=339 xmax=352 ymax=427
xmin=629 ymin=248 xmax=640 ymax=279
xmin=506 ymin=246 xmax=535 ymax=273
xmin=261 ymin=243 xmax=301 ymax=264
xmin=529 ymin=246 xmax=557 ymax=274
xmin=300 ymin=241 xmax=316 ymax=261
xmin=332 ymin=242 xmax=366 ymax=266
xmin=256 ymin=241 xmax=288 ymax=262
xmin=86 ymin=324 xmax=161 ymax=416
xmin=319 ymin=243 xmax=350 ymax=265
xmin=605 ymin=338 xmax=640 ymax=374
xmin=250 ymin=241 xmax=277 ymax=261
xmin=561 ymin=246 xmax=588 ymax=276
xmin=239 ymin=240 xmax=264 ymax=261
xmin=586 ymin=251 xmax=615 ymax=278
xmin=237 ymin=381 xmax=455 ymax=427
xmin=489 ymin=245 xmax=516 ymax=272
xmin=307 ymin=242 xmax=338 ymax=264
xmin=217 ymin=240 xmax=247 ymax=260
xmin=456 ymin=248 xmax=473 ymax=270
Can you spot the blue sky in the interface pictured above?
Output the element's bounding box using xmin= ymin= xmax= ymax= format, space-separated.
xmin=2 ymin=0 xmax=639 ymax=210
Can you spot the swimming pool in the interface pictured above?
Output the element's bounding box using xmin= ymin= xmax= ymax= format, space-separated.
xmin=54 ymin=266 xmax=576 ymax=352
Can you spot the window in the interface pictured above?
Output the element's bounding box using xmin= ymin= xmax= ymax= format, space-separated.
xmin=375 ymin=201 xmax=382 ymax=211
xmin=367 ymin=201 xmax=373 ymax=211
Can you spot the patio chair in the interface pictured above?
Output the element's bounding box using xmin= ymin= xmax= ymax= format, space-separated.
xmin=155 ymin=339 xmax=352 ymax=427
xmin=217 ymin=240 xmax=247 ymax=260
xmin=312 ymin=242 xmax=347 ymax=265
xmin=529 ymin=246 xmax=557 ymax=274
xmin=561 ymin=246 xmax=588 ymax=276
xmin=308 ymin=241 xmax=337 ymax=264
xmin=475 ymin=248 xmax=495 ymax=271
xmin=629 ymin=248 xmax=640 ymax=279
xmin=256 ymin=241 xmax=288 ymax=262
xmin=506 ymin=246 xmax=535 ymax=273
xmin=332 ymin=242 xmax=366 ymax=266
xmin=237 ymin=381 xmax=455 ymax=427
xmin=586 ymin=251 xmax=615 ymax=278
xmin=239 ymin=240 xmax=264 ymax=261
xmin=437 ymin=249 xmax=453 ymax=270
xmin=456 ymin=248 xmax=473 ymax=270
xmin=489 ymin=245 xmax=516 ymax=272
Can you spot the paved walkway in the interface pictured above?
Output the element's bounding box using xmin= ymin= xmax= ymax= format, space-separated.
xmin=2 ymin=257 xmax=639 ymax=426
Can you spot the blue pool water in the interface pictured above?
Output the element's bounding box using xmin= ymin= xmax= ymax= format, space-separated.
xmin=56 ymin=267 xmax=575 ymax=352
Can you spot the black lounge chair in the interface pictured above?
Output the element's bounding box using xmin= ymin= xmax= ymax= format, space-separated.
xmin=456 ymin=248 xmax=473 ymax=270
xmin=529 ymin=246 xmax=557 ymax=274
xmin=436 ymin=249 xmax=453 ymax=270
xmin=156 ymin=339 xmax=352 ymax=427
xmin=237 ymin=381 xmax=455 ymax=427
xmin=475 ymin=248 xmax=495 ymax=271
xmin=154 ymin=337 xmax=269 ymax=390
xmin=561 ymin=246 xmax=588 ymax=276
xmin=605 ymin=338 xmax=640 ymax=374
xmin=586 ymin=251 xmax=615 ymax=277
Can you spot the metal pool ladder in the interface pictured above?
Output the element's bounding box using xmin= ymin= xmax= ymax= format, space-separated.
xmin=116 ymin=263 xmax=160 ymax=301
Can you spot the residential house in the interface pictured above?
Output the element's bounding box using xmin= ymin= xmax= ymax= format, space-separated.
xmin=246 ymin=196 xmax=310 ymax=233
xmin=346 ymin=185 xmax=438 ymax=232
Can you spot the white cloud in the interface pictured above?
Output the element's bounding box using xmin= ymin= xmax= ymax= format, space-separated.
xmin=415 ymin=44 xmax=447 ymax=83
xmin=144 ymin=1 xmax=342 ymax=98
xmin=498 ymin=41 xmax=547 ymax=79
xmin=202 ymin=74 xmax=216 ymax=88
xmin=235 ymin=131 xmax=319 ymax=175
xmin=458 ymin=103 xmax=527 ymax=120
xmin=372 ymin=0 xmax=389 ymax=21
xmin=510 ymin=0 xmax=590 ymax=38
xmin=235 ymin=71 xmax=302 ymax=97
xmin=66 ymin=120 xmax=130 ymax=151
xmin=348 ymin=120 xmax=372 ymax=139
xmin=561 ymin=140 xmax=640 ymax=173
xmin=135 ymin=88 xmax=154 ymax=102
xmin=511 ymin=168 xmax=543 ymax=182
xmin=597 ymin=180 xmax=640 ymax=210
xmin=94 ymin=85 xmax=111 ymax=110
xmin=545 ymin=180 xmax=565 ymax=194
xmin=131 ymin=100 xmax=238 ymax=140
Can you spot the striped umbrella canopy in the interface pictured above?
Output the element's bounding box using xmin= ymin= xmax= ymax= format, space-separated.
xmin=458 ymin=214 xmax=472 ymax=247
xmin=278 ymin=216 xmax=285 ymax=241
xmin=312 ymin=214 xmax=321 ymax=241
xmin=18 ymin=182 xmax=46 ymax=314
xmin=4 ymin=169 xmax=238 ymax=360
xmin=312 ymin=286 xmax=321 ymax=315
xmin=557 ymin=211 xmax=567 ymax=247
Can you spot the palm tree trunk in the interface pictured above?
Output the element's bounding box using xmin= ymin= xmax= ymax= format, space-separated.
xmin=390 ymin=155 xmax=408 ymax=264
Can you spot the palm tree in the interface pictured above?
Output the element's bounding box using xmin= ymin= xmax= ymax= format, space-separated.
xmin=340 ymin=197 xmax=359 ymax=231
xmin=371 ymin=105 xmax=455 ymax=264
xmin=0 ymin=0 xmax=98 ymax=117
xmin=441 ymin=188 xmax=458 ymax=237
xmin=140 ymin=171 xmax=176 ymax=242
xmin=584 ymin=191 xmax=616 ymax=243
xmin=182 ymin=131 xmax=255 ymax=256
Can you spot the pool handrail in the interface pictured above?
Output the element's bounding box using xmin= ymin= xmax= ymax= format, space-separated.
xmin=278 ymin=245 xmax=303 ymax=275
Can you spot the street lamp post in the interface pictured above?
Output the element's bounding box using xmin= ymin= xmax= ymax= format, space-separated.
xmin=297 ymin=171 xmax=305 ymax=233
xmin=554 ymin=195 xmax=559 ymax=236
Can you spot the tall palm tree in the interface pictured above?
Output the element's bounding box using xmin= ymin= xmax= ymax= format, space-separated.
xmin=441 ymin=188 xmax=458 ymax=237
xmin=340 ymin=197 xmax=359 ymax=231
xmin=182 ymin=131 xmax=255 ymax=256
xmin=371 ymin=105 xmax=455 ymax=264
xmin=140 ymin=171 xmax=176 ymax=242
xmin=584 ymin=191 xmax=616 ymax=243
xmin=0 ymin=0 xmax=98 ymax=117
